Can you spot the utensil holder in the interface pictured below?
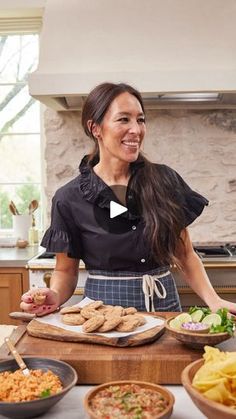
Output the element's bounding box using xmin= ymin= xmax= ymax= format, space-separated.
xmin=13 ymin=215 xmax=31 ymax=241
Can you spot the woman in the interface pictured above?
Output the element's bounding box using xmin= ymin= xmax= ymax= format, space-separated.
xmin=21 ymin=82 xmax=236 ymax=316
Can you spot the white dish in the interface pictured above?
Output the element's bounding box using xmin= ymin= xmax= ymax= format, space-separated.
xmin=0 ymin=237 xmax=17 ymax=247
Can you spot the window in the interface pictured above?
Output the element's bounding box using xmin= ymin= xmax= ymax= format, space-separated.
xmin=0 ymin=33 xmax=42 ymax=232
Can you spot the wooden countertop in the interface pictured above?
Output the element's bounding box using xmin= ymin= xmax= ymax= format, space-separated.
xmin=0 ymin=313 xmax=204 ymax=384
xmin=1 ymin=313 xmax=235 ymax=385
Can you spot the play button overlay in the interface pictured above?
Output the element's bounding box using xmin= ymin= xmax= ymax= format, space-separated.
xmin=93 ymin=184 xmax=139 ymax=234
xmin=110 ymin=201 xmax=127 ymax=218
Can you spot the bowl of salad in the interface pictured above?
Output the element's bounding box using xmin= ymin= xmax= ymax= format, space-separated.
xmin=84 ymin=380 xmax=175 ymax=419
xmin=165 ymin=307 xmax=235 ymax=349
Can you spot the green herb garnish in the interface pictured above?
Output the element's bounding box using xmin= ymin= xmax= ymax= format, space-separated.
xmin=40 ymin=388 xmax=51 ymax=398
xmin=188 ymin=306 xmax=235 ymax=336
xmin=210 ymin=308 xmax=235 ymax=336
xmin=134 ymin=406 xmax=143 ymax=419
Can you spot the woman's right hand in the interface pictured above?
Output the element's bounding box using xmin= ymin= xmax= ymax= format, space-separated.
xmin=20 ymin=287 xmax=60 ymax=316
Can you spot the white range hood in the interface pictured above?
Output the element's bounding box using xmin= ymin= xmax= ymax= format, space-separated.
xmin=28 ymin=0 xmax=236 ymax=110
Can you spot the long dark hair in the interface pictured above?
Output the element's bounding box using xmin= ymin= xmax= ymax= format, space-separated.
xmin=82 ymin=82 xmax=185 ymax=266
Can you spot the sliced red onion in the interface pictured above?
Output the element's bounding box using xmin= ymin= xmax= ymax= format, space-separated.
xmin=181 ymin=322 xmax=209 ymax=331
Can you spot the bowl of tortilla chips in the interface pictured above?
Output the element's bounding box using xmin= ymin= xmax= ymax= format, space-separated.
xmin=182 ymin=346 xmax=236 ymax=419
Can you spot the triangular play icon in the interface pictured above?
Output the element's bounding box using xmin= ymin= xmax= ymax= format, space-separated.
xmin=110 ymin=201 xmax=128 ymax=218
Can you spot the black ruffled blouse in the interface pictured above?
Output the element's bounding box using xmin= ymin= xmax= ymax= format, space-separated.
xmin=41 ymin=156 xmax=208 ymax=272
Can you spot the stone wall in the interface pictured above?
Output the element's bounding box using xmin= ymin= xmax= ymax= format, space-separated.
xmin=43 ymin=108 xmax=236 ymax=243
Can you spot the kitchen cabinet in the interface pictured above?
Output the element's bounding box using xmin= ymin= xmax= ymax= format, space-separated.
xmin=0 ymin=267 xmax=29 ymax=326
xmin=0 ymin=246 xmax=39 ymax=325
xmin=173 ymin=262 xmax=236 ymax=310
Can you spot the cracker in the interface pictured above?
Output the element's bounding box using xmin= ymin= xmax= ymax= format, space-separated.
xmin=61 ymin=313 xmax=86 ymax=325
xmin=124 ymin=307 xmax=138 ymax=315
xmin=82 ymin=315 xmax=105 ymax=333
xmin=124 ymin=314 xmax=147 ymax=326
xmin=96 ymin=305 xmax=113 ymax=314
xmin=81 ymin=307 xmax=100 ymax=319
xmin=33 ymin=292 xmax=46 ymax=306
xmin=86 ymin=300 xmax=104 ymax=309
xmin=97 ymin=316 xmax=122 ymax=332
xmin=104 ymin=306 xmax=125 ymax=319
xmin=115 ymin=317 xmax=141 ymax=332
xmin=60 ymin=305 xmax=81 ymax=314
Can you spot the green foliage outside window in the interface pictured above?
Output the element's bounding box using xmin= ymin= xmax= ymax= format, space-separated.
xmin=0 ymin=33 xmax=41 ymax=231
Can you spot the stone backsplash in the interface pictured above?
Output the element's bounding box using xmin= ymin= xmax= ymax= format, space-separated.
xmin=43 ymin=109 xmax=236 ymax=243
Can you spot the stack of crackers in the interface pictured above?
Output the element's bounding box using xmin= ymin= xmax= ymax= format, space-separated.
xmin=60 ymin=300 xmax=146 ymax=333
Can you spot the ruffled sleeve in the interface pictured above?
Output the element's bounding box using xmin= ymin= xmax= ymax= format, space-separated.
xmin=171 ymin=167 xmax=209 ymax=227
xmin=41 ymin=191 xmax=81 ymax=258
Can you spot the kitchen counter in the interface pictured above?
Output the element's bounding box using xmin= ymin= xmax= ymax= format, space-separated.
xmin=0 ymin=324 xmax=199 ymax=385
xmin=200 ymin=256 xmax=236 ymax=267
xmin=2 ymin=242 xmax=236 ymax=269
xmin=0 ymin=326 xmax=209 ymax=418
xmin=0 ymin=246 xmax=40 ymax=268
xmin=28 ymin=254 xmax=236 ymax=270
xmin=0 ymin=385 xmax=206 ymax=419
xmin=0 ymin=327 xmax=235 ymax=418
xmin=1 ymin=316 xmax=236 ymax=385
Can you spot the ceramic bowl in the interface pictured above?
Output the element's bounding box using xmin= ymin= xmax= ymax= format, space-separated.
xmin=84 ymin=380 xmax=175 ymax=419
xmin=0 ymin=357 xmax=78 ymax=419
xmin=182 ymin=358 xmax=236 ymax=419
xmin=165 ymin=317 xmax=231 ymax=349
xmin=16 ymin=239 xmax=28 ymax=249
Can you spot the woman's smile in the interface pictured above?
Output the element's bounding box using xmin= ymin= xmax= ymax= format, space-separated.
xmin=121 ymin=139 xmax=141 ymax=150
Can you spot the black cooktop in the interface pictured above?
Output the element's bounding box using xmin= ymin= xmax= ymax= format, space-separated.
xmin=38 ymin=252 xmax=56 ymax=259
xmin=194 ymin=244 xmax=236 ymax=258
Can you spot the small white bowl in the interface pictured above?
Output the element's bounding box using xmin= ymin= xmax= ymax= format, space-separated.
xmin=0 ymin=237 xmax=17 ymax=247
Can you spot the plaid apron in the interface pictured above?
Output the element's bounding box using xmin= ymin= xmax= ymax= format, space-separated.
xmin=84 ymin=267 xmax=182 ymax=312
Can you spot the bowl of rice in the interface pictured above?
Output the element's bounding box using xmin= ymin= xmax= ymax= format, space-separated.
xmin=0 ymin=357 xmax=78 ymax=418
xmin=84 ymin=380 xmax=175 ymax=419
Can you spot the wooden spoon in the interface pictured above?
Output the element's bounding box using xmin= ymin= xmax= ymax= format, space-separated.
xmin=9 ymin=202 xmax=17 ymax=215
xmin=10 ymin=200 xmax=20 ymax=215
xmin=28 ymin=200 xmax=38 ymax=215
xmin=5 ymin=337 xmax=30 ymax=375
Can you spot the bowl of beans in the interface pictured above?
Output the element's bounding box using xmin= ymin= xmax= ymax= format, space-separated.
xmin=84 ymin=380 xmax=175 ymax=419
xmin=0 ymin=357 xmax=77 ymax=418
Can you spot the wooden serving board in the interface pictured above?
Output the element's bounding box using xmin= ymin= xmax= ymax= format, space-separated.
xmin=26 ymin=315 xmax=165 ymax=347
xmin=0 ymin=313 xmax=203 ymax=384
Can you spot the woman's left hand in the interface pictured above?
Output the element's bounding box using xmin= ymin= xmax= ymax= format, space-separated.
xmin=208 ymin=297 xmax=236 ymax=315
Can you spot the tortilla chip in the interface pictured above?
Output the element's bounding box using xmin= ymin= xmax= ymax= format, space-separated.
xmin=192 ymin=346 xmax=236 ymax=409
